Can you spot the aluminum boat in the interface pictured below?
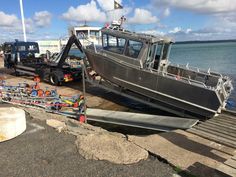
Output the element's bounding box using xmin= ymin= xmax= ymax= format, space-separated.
xmin=83 ymin=22 xmax=233 ymax=118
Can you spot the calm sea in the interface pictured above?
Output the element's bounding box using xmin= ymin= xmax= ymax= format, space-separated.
xmin=170 ymin=42 xmax=236 ymax=110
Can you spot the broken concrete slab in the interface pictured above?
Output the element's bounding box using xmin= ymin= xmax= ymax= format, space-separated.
xmin=45 ymin=118 xmax=149 ymax=165
xmin=128 ymin=130 xmax=234 ymax=177
xmin=76 ymin=132 xmax=148 ymax=164
xmin=46 ymin=119 xmax=66 ymax=133
xmin=64 ymin=119 xmax=107 ymax=136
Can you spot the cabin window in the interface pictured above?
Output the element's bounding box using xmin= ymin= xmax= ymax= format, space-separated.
xmin=17 ymin=46 xmax=26 ymax=51
xmin=28 ymin=45 xmax=38 ymax=51
xmin=90 ymin=30 xmax=99 ymax=37
xmin=147 ymin=44 xmax=157 ymax=63
xmin=125 ymin=40 xmax=142 ymax=58
xmin=4 ymin=44 xmax=12 ymax=52
xmin=102 ymin=34 xmax=126 ymax=54
xmin=102 ymin=34 xmax=108 ymax=47
xmin=162 ymin=43 xmax=171 ymax=60
xmin=76 ymin=30 xmax=88 ymax=39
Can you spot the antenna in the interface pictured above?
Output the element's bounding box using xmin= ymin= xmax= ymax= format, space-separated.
xmin=19 ymin=0 xmax=27 ymax=42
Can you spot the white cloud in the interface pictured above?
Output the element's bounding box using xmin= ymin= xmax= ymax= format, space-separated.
xmin=62 ymin=0 xmax=106 ymax=23
xmin=96 ymin=0 xmax=122 ymax=11
xmin=34 ymin=11 xmax=52 ymax=27
xmin=0 ymin=11 xmax=19 ymax=27
xmin=152 ymin=0 xmax=236 ymax=14
xmin=169 ymin=27 xmax=182 ymax=33
xmin=0 ymin=10 xmax=54 ymax=43
xmin=152 ymin=0 xmax=236 ymax=40
xmin=186 ymin=28 xmax=192 ymax=34
xmin=163 ymin=8 xmax=170 ymax=17
xmin=140 ymin=29 xmax=166 ymax=36
xmin=129 ymin=8 xmax=159 ymax=24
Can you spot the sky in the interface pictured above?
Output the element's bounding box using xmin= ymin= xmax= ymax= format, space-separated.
xmin=0 ymin=0 xmax=236 ymax=43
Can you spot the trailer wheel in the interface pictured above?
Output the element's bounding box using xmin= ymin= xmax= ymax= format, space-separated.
xmin=14 ymin=68 xmax=20 ymax=76
xmin=49 ymin=74 xmax=62 ymax=86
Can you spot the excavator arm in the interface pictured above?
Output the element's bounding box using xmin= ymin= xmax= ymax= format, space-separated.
xmin=56 ymin=35 xmax=84 ymax=68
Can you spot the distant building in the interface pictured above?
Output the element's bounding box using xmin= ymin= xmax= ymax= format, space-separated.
xmin=37 ymin=26 xmax=102 ymax=55
xmin=71 ymin=26 xmax=102 ymax=46
xmin=36 ymin=39 xmax=67 ymax=55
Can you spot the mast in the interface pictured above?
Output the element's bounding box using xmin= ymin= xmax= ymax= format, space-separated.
xmin=19 ymin=0 xmax=27 ymax=42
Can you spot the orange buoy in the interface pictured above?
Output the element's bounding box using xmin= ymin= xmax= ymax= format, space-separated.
xmin=79 ymin=115 xmax=85 ymax=123
xmin=45 ymin=90 xmax=51 ymax=96
xmin=37 ymin=89 xmax=44 ymax=97
xmin=34 ymin=75 xmax=41 ymax=82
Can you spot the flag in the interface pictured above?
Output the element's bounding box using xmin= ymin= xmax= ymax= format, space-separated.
xmin=114 ymin=0 xmax=123 ymax=9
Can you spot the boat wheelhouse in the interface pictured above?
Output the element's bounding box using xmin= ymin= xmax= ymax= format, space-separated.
xmin=72 ymin=26 xmax=102 ymax=46
xmin=83 ymin=24 xmax=233 ymax=118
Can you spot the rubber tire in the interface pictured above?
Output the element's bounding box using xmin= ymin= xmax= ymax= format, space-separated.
xmin=14 ymin=68 xmax=20 ymax=76
xmin=49 ymin=74 xmax=62 ymax=86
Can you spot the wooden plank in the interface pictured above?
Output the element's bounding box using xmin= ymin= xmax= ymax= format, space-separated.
xmin=221 ymin=110 xmax=236 ymax=118
xmin=197 ymin=124 xmax=236 ymax=138
xmin=188 ymin=128 xmax=236 ymax=148
xmin=200 ymin=120 xmax=236 ymax=132
xmin=179 ymin=130 xmax=236 ymax=156
xmin=224 ymin=159 xmax=236 ymax=169
xmin=213 ymin=117 xmax=236 ymax=125
xmin=232 ymin=156 xmax=236 ymax=161
xmin=203 ymin=121 xmax=236 ymax=131
xmin=208 ymin=119 xmax=236 ymax=128
xmin=193 ymin=126 xmax=236 ymax=142
xmin=217 ymin=163 xmax=236 ymax=177
xmin=219 ymin=114 xmax=236 ymax=120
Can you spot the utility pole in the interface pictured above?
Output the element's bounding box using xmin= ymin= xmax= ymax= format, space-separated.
xmin=82 ymin=63 xmax=87 ymax=123
xmin=19 ymin=0 xmax=27 ymax=42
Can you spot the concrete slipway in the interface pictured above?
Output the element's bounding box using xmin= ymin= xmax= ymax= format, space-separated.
xmin=129 ymin=110 xmax=236 ymax=177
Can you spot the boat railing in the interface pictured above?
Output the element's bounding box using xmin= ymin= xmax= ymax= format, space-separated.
xmin=216 ymin=77 xmax=233 ymax=99
xmin=172 ymin=63 xmax=222 ymax=78
xmin=149 ymin=68 xmax=209 ymax=88
xmin=165 ymin=71 xmax=208 ymax=88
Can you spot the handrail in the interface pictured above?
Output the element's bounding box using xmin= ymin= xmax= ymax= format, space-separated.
xmin=162 ymin=71 xmax=208 ymax=88
xmin=172 ymin=63 xmax=222 ymax=78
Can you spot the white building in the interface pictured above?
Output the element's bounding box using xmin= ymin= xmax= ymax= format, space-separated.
xmin=36 ymin=39 xmax=68 ymax=55
xmin=71 ymin=26 xmax=102 ymax=46
xmin=37 ymin=26 xmax=102 ymax=55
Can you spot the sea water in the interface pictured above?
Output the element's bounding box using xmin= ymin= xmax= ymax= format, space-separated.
xmin=170 ymin=42 xmax=236 ymax=110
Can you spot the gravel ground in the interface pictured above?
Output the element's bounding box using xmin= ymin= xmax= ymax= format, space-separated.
xmin=0 ymin=117 xmax=176 ymax=177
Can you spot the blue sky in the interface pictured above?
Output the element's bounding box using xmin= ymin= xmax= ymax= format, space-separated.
xmin=0 ymin=0 xmax=236 ymax=43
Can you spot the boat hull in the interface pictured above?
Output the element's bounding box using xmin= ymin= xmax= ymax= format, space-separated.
xmin=85 ymin=49 xmax=221 ymax=118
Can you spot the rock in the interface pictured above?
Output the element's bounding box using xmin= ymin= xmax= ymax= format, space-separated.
xmin=75 ymin=132 xmax=148 ymax=164
xmin=65 ymin=119 xmax=107 ymax=136
xmin=46 ymin=119 xmax=66 ymax=132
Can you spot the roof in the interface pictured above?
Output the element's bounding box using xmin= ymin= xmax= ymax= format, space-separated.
xmin=73 ymin=26 xmax=101 ymax=31
xmin=101 ymin=27 xmax=173 ymax=43
xmin=4 ymin=41 xmax=38 ymax=46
